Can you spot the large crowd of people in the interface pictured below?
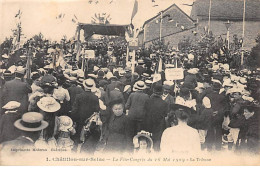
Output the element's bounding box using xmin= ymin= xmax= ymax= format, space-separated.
xmin=0 ymin=36 xmax=259 ymax=156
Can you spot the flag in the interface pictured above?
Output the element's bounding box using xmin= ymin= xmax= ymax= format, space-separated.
xmin=15 ymin=10 xmax=20 ymax=18
xmin=131 ymin=0 xmax=138 ymax=22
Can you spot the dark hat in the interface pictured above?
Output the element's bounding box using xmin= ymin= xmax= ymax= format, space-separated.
xmin=180 ymin=87 xmax=190 ymax=96
xmin=153 ymin=84 xmax=163 ymax=95
xmin=97 ymin=70 xmax=105 ymax=77
xmin=99 ymin=80 xmax=108 ymax=88
xmin=3 ymin=70 xmax=13 ymax=77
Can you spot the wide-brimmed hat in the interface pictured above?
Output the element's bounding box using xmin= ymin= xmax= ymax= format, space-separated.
xmin=134 ymin=81 xmax=146 ymax=91
xmin=15 ymin=66 xmax=25 ymax=74
xmin=83 ymin=79 xmax=96 ymax=91
xmin=2 ymin=54 xmax=9 ymax=59
xmin=123 ymin=85 xmax=131 ymax=92
xmin=133 ymin=130 xmax=153 ymax=150
xmin=14 ymin=112 xmax=49 ymax=132
xmin=37 ymin=97 xmax=61 ymax=113
xmin=58 ymin=116 xmax=73 ymax=132
xmin=2 ymin=101 xmax=21 ymax=110
xmin=187 ymin=68 xmax=199 ymax=74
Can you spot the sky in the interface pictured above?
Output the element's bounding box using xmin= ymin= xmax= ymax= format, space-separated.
xmin=0 ymin=0 xmax=194 ymax=43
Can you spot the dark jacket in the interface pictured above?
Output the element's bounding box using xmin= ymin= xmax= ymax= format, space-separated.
xmin=68 ymin=84 xmax=84 ymax=106
xmin=2 ymin=78 xmax=32 ymax=113
xmin=206 ymin=91 xmax=226 ymax=126
xmin=71 ymin=91 xmax=99 ymax=125
xmin=0 ymin=112 xmax=22 ymax=143
xmin=195 ymin=107 xmax=214 ymax=130
xmin=143 ymin=94 xmax=168 ymax=151
xmin=103 ymin=113 xmax=133 ymax=153
xmin=125 ymin=91 xmax=150 ymax=120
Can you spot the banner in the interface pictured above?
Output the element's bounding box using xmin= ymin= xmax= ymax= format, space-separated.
xmin=165 ymin=68 xmax=184 ymax=81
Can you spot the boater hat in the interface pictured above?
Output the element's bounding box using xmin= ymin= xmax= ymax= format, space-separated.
xmin=134 ymin=81 xmax=147 ymax=91
xmin=14 ymin=112 xmax=49 ymax=132
xmin=37 ymin=97 xmax=61 ymax=113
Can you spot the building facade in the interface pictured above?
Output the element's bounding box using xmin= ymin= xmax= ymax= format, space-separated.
xmin=138 ymin=4 xmax=196 ymax=49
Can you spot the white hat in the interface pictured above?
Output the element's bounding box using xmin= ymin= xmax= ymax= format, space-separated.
xmin=123 ymin=85 xmax=131 ymax=92
xmin=239 ymin=77 xmax=247 ymax=84
xmin=2 ymin=101 xmax=21 ymax=110
xmin=163 ymin=80 xmax=174 ymax=86
xmin=83 ymin=79 xmax=96 ymax=91
xmin=212 ymin=79 xmax=222 ymax=85
xmin=226 ymin=87 xmax=241 ymax=95
xmin=187 ymin=68 xmax=199 ymax=74
xmin=15 ymin=66 xmax=25 ymax=74
xmin=106 ymin=72 xmax=114 ymax=80
xmin=2 ymin=54 xmax=9 ymax=59
xmin=93 ymin=66 xmax=99 ymax=72
xmin=133 ymin=81 xmax=146 ymax=91
xmin=145 ymin=80 xmax=153 ymax=84
xmin=242 ymin=96 xmax=254 ymax=102
xmin=77 ymin=69 xmax=85 ymax=78
xmin=37 ymin=97 xmax=61 ymax=113
xmin=202 ymin=97 xmax=211 ymax=108
xmin=14 ymin=112 xmax=48 ymax=132
xmin=20 ymin=55 xmax=27 ymax=59
xmin=8 ymin=65 xmax=17 ymax=74
xmin=88 ymin=74 xmax=97 ymax=79
xmin=188 ymin=53 xmax=194 ymax=60
xmin=58 ymin=116 xmax=73 ymax=132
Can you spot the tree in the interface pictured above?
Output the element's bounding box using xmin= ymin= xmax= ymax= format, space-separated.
xmin=248 ymin=34 xmax=260 ymax=68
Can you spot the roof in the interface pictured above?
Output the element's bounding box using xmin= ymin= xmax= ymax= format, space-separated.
xmin=190 ymin=0 xmax=260 ymax=21
xmin=78 ymin=23 xmax=129 ymax=36
xmin=143 ymin=4 xmax=194 ymax=27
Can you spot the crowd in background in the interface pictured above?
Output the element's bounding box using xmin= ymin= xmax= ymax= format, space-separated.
xmin=0 ymin=35 xmax=259 ymax=156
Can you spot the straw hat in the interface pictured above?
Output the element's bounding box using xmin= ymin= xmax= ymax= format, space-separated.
xmin=15 ymin=66 xmax=25 ymax=74
xmin=83 ymin=79 xmax=96 ymax=91
xmin=14 ymin=112 xmax=48 ymax=132
xmin=37 ymin=97 xmax=61 ymax=113
xmin=2 ymin=101 xmax=21 ymax=110
xmin=133 ymin=81 xmax=147 ymax=91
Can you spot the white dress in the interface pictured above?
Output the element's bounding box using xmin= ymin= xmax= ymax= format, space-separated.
xmin=160 ymin=123 xmax=201 ymax=155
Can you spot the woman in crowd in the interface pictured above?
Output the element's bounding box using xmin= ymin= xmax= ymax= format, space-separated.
xmin=103 ymin=99 xmax=133 ymax=154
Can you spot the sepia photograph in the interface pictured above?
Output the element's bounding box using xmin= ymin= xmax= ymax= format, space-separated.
xmin=0 ymin=0 xmax=259 ymax=166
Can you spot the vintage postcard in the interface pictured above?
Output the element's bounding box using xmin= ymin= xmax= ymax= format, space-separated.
xmin=0 ymin=0 xmax=260 ymax=166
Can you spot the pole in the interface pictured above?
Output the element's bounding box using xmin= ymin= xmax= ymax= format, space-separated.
xmin=227 ymin=20 xmax=230 ymax=50
xmin=241 ymin=0 xmax=246 ymax=65
xmin=126 ymin=45 xmax=129 ymax=63
xmin=159 ymin=11 xmax=163 ymax=41
xmin=208 ymin=0 xmax=212 ymax=34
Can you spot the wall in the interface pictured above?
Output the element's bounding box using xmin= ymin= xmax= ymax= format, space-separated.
xmin=143 ymin=5 xmax=195 ymax=47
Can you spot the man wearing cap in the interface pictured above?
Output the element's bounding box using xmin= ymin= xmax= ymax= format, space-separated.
xmin=125 ymin=81 xmax=150 ymax=136
xmin=0 ymin=112 xmax=48 ymax=155
xmin=143 ymin=84 xmax=168 ymax=152
xmin=2 ymin=67 xmax=32 ymax=114
xmin=0 ymin=101 xmax=22 ymax=143
xmin=71 ymin=79 xmax=100 ymax=147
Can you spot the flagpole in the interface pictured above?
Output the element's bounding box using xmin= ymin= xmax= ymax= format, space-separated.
xmin=160 ymin=11 xmax=163 ymax=41
xmin=241 ymin=0 xmax=246 ymax=66
xmin=208 ymin=0 xmax=212 ymax=34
